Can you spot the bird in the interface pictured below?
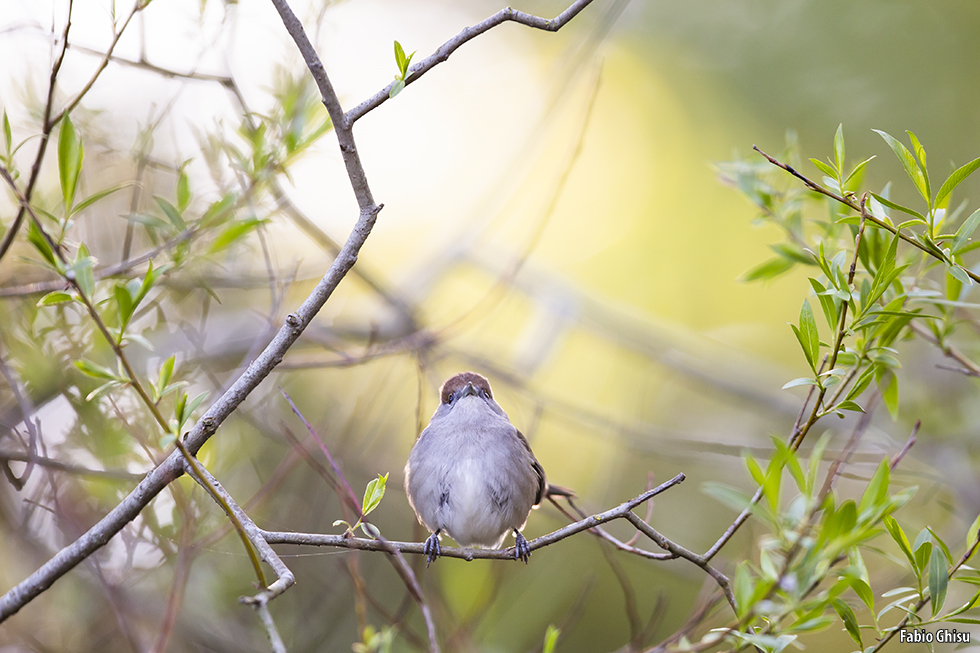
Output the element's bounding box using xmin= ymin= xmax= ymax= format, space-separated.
xmin=404 ymin=372 xmax=570 ymax=565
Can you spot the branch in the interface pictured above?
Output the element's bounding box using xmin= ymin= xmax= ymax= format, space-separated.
xmin=0 ymin=0 xmax=598 ymax=627
xmin=345 ymin=0 xmax=596 ymax=125
xmin=0 ymin=450 xmax=143 ymax=482
xmin=753 ymin=145 xmax=980 ymax=285
xmin=0 ymin=0 xmax=73 ymax=263
xmin=260 ymin=474 xmax=686 ymax=559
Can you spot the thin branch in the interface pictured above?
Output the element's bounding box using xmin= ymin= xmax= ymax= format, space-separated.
xmin=0 ymin=450 xmax=143 ymax=482
xmin=345 ymin=0 xmax=596 ymax=125
xmin=255 ymin=601 xmax=287 ymax=653
xmin=910 ymin=321 xmax=980 ymax=377
xmin=753 ymin=145 xmax=980 ymax=285
xmin=624 ymin=512 xmax=737 ymax=615
xmin=0 ymin=0 xmax=73 ymax=262
xmin=0 ymin=0 xmax=598 ymax=626
xmin=261 ymin=474 xmax=686 ymax=560
xmin=180 ymin=459 xmax=295 ymax=604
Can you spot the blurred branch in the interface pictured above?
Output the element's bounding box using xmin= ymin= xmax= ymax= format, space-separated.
xmin=0 ymin=450 xmax=143 ymax=482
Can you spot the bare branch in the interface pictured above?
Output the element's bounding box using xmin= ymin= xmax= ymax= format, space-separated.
xmin=260 ymin=474 xmax=686 ymax=560
xmin=345 ymin=1 xmax=596 ymax=125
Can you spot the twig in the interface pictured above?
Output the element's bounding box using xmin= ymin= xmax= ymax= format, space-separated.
xmin=261 ymin=474 xmax=686 ymax=559
xmin=753 ymin=145 xmax=980 ymax=285
xmin=0 ymin=0 xmax=74 ymax=262
xmin=703 ymin=195 xmax=871 ymax=563
xmin=345 ymin=1 xmax=597 ymax=125
xmin=0 ymin=0 xmax=599 ymax=626
xmin=0 ymin=450 xmax=143 ymax=482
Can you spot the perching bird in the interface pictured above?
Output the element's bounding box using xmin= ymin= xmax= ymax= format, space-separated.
xmin=404 ymin=372 xmax=570 ymax=565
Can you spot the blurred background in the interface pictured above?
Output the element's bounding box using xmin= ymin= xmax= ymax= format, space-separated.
xmin=1 ymin=0 xmax=980 ymax=650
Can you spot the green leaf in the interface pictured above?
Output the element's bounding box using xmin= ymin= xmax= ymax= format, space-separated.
xmin=208 ymin=217 xmax=266 ymax=254
xmin=362 ymin=472 xmax=388 ymax=516
xmin=69 ymin=243 xmax=96 ymax=299
xmin=834 ymin=124 xmax=845 ymax=177
xmin=154 ymin=197 xmax=186 ymax=231
xmin=952 ymin=208 xmax=980 ymax=254
xmin=58 ymin=114 xmax=84 ymax=211
xmin=797 ymin=299 xmax=820 ymax=373
xmin=844 ymin=155 xmax=876 ymax=187
xmin=929 ymin=546 xmax=949 ymax=616
xmin=200 ymin=193 xmax=237 ymax=228
xmin=880 ymin=372 xmax=899 ymax=419
xmin=915 ymin=540 xmax=933 ymax=576
xmin=742 ymin=256 xmax=795 ymax=282
xmin=26 ymin=220 xmax=58 ymax=268
xmin=906 ymin=131 xmax=931 ymax=201
xmin=811 ymin=157 xmax=838 ymax=180
xmin=845 ymin=366 xmax=875 ymax=403
xmin=85 ymin=380 xmax=119 ymax=402
xmin=967 ymin=513 xmax=980 ymax=559
xmin=834 ymin=400 xmax=865 ymax=413
xmin=70 ymin=182 xmax=132 ymax=218
xmin=394 ymin=40 xmax=406 ymax=72
xmin=806 ymin=432 xmax=831 ymax=497
xmin=858 ymin=459 xmax=889 ymax=516
xmin=185 ymin=391 xmax=208 ymax=419
xmin=734 ymin=562 xmax=754 ymax=618
xmin=926 ymin=527 xmax=953 ymax=565
xmin=874 ymin=129 xmax=929 ymax=207
xmin=782 ymin=377 xmax=818 ymax=389
xmin=832 ymin=598 xmax=862 ymax=647
xmin=389 ymin=79 xmax=406 ymax=99
xmin=702 ymin=482 xmax=752 ymax=512
xmin=176 ymin=167 xmax=191 ymax=213
xmin=869 ymin=192 xmax=926 ymax=222
xmin=935 ymin=156 xmax=980 ymax=209
xmin=846 ymin=577 xmax=875 ymax=612
xmin=37 ymin=291 xmax=73 ymax=306
xmin=745 ymin=453 xmax=766 ymax=487
xmin=809 ymin=278 xmax=839 ymax=330
xmin=74 ymin=358 xmax=121 ymax=381
xmin=542 ymin=626 xmax=560 ymax=653
xmin=771 ymin=437 xmax=806 ymax=495
xmin=125 ymin=212 xmax=171 ymax=232
xmin=948 ymin=263 xmax=971 ymax=285
xmin=114 ymin=283 xmax=135 ymax=333
xmin=2 ymin=110 xmax=11 ymax=155
xmin=883 ymin=515 xmax=917 ymax=570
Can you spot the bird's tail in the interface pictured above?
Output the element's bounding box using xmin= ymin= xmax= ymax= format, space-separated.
xmin=545 ymin=483 xmax=576 ymax=499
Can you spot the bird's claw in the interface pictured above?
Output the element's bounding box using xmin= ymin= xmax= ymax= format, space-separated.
xmin=423 ymin=531 xmax=441 ymax=567
xmin=513 ymin=531 xmax=531 ymax=564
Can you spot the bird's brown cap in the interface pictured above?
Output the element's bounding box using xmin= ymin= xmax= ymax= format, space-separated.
xmin=440 ymin=372 xmax=493 ymax=404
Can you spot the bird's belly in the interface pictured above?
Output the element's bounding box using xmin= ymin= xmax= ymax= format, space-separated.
xmin=441 ymin=458 xmax=520 ymax=548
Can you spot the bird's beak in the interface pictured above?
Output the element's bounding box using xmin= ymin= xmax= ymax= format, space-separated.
xmin=460 ymin=382 xmax=478 ymax=398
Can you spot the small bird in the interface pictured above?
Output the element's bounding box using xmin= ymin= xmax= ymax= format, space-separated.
xmin=405 ymin=372 xmax=568 ymax=565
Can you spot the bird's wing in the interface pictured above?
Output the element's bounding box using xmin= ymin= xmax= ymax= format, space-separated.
xmin=516 ymin=428 xmax=547 ymax=506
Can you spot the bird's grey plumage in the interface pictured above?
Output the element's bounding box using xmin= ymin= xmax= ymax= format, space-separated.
xmin=405 ymin=372 xmax=547 ymax=563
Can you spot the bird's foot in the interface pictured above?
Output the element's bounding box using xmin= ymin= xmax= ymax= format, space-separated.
xmin=513 ymin=530 xmax=531 ymax=564
xmin=423 ymin=531 xmax=441 ymax=567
